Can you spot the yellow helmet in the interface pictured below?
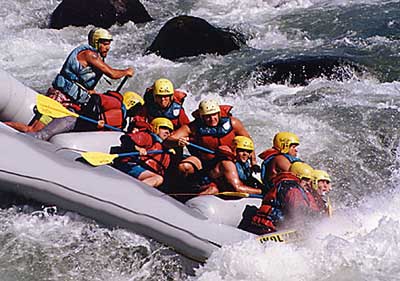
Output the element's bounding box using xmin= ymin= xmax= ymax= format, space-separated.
xmin=273 ymin=132 xmax=300 ymax=154
xmin=88 ymin=28 xmax=113 ymax=50
xmin=123 ymin=91 xmax=144 ymax=110
xmin=153 ymin=78 xmax=174 ymax=96
xmin=289 ymin=162 xmax=314 ymax=180
xmin=198 ymin=99 xmax=221 ymax=116
xmin=151 ymin=117 xmax=174 ymax=134
xmin=233 ymin=136 xmax=254 ymax=151
xmin=312 ymin=170 xmax=331 ymax=190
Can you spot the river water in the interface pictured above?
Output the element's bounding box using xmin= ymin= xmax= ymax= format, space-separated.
xmin=1 ymin=0 xmax=400 ymax=280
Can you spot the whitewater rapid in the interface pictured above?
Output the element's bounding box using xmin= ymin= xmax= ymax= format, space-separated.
xmin=1 ymin=0 xmax=400 ymax=280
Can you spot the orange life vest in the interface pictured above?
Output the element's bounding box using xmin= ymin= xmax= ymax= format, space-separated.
xmin=189 ymin=105 xmax=236 ymax=161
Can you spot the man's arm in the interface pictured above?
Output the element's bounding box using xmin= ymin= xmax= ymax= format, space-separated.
xmin=163 ymin=124 xmax=191 ymax=148
xmin=220 ymin=160 xmax=262 ymax=194
xmin=83 ymin=51 xmax=134 ymax=79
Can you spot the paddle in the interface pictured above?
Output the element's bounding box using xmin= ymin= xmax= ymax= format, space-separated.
xmin=81 ymin=149 xmax=175 ymax=166
xmin=168 ymin=191 xmax=263 ymax=199
xmin=327 ymin=196 xmax=333 ymax=217
xmin=116 ymin=76 xmax=129 ymax=92
xmin=36 ymin=94 xmax=123 ymax=131
xmin=187 ymin=142 xmax=215 ymax=154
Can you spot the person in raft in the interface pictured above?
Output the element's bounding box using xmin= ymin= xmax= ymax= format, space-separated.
xmin=113 ymin=118 xmax=174 ymax=188
xmin=129 ymin=78 xmax=190 ymax=131
xmin=163 ymin=99 xmax=260 ymax=195
xmin=196 ymin=136 xmax=263 ymax=195
xmin=26 ymin=28 xmax=134 ymax=140
xmin=258 ymin=131 xmax=303 ymax=194
xmin=248 ymin=162 xmax=328 ymax=235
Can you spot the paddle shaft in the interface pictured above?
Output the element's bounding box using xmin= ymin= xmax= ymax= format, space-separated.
xmin=168 ymin=192 xmax=263 ymax=199
xmin=187 ymin=142 xmax=215 ymax=154
xmin=117 ymin=149 xmax=166 ymax=158
xmin=78 ymin=115 xmax=122 ymax=131
xmin=116 ymin=76 xmax=129 ymax=92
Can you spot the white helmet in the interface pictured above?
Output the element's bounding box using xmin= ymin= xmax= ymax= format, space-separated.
xmin=88 ymin=28 xmax=113 ymax=50
xmin=198 ymin=99 xmax=220 ymax=116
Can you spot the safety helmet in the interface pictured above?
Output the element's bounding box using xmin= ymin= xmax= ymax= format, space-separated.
xmin=233 ymin=136 xmax=254 ymax=151
xmin=273 ymin=132 xmax=300 ymax=154
xmin=198 ymin=99 xmax=221 ymax=116
xmin=289 ymin=162 xmax=314 ymax=180
xmin=88 ymin=28 xmax=113 ymax=50
xmin=153 ymin=78 xmax=174 ymax=96
xmin=151 ymin=117 xmax=174 ymax=134
xmin=312 ymin=170 xmax=331 ymax=190
xmin=123 ymin=91 xmax=144 ymax=110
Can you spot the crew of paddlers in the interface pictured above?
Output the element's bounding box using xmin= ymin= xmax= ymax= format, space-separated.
xmin=6 ymin=28 xmax=333 ymax=235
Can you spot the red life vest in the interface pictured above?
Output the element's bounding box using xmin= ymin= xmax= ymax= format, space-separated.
xmin=258 ymin=148 xmax=279 ymax=161
xmin=262 ymin=172 xmax=300 ymax=205
xmin=98 ymin=91 xmax=125 ymax=128
xmin=189 ymin=105 xmax=236 ymax=161
xmin=125 ymin=131 xmax=171 ymax=176
xmin=100 ymin=91 xmax=124 ymax=111
xmin=75 ymin=91 xmax=126 ymax=131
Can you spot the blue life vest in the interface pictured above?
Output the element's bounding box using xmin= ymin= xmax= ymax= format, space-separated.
xmin=150 ymin=132 xmax=163 ymax=144
xmin=195 ymin=117 xmax=233 ymax=137
xmin=52 ymin=44 xmax=103 ymax=104
xmin=147 ymin=101 xmax=182 ymax=121
xmin=235 ymin=160 xmax=252 ymax=182
xmin=260 ymin=153 xmax=302 ymax=193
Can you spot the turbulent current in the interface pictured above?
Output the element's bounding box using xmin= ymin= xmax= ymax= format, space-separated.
xmin=1 ymin=0 xmax=400 ymax=280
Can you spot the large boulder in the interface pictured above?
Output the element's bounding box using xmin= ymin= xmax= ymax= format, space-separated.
xmin=252 ymin=56 xmax=365 ymax=86
xmin=50 ymin=0 xmax=153 ymax=29
xmin=145 ymin=15 xmax=245 ymax=60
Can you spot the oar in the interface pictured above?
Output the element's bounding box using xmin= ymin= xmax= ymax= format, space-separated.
xmin=116 ymin=76 xmax=129 ymax=92
xmin=327 ymin=196 xmax=333 ymax=217
xmin=187 ymin=142 xmax=215 ymax=154
xmin=36 ymin=94 xmax=122 ymax=131
xmin=168 ymin=191 xmax=263 ymax=199
xmin=81 ymin=149 xmax=173 ymax=166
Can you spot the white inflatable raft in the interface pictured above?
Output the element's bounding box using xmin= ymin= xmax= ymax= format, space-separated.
xmin=0 ymin=69 xmax=266 ymax=262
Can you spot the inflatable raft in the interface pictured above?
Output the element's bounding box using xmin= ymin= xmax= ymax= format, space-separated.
xmin=0 ymin=69 xmax=270 ymax=262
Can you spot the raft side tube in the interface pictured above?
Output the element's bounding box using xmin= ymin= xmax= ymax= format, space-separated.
xmin=0 ymin=69 xmax=37 ymax=123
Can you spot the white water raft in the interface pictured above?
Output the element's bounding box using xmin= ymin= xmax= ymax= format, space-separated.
xmin=0 ymin=69 xmax=266 ymax=262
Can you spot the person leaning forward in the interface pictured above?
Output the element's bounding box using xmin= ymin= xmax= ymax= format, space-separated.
xmin=26 ymin=28 xmax=134 ymax=140
xmin=248 ymin=162 xmax=328 ymax=235
xmin=164 ymin=99 xmax=258 ymax=188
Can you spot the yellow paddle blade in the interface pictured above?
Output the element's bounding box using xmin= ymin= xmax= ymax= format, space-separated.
xmin=327 ymin=196 xmax=333 ymax=217
xmin=218 ymin=192 xmax=250 ymax=198
xmin=36 ymin=94 xmax=79 ymax=118
xmin=81 ymin=151 xmax=118 ymax=166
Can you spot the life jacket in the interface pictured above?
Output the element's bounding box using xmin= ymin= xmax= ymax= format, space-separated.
xmin=189 ymin=105 xmax=235 ymax=161
xmin=235 ymin=160 xmax=252 ymax=183
xmin=143 ymin=88 xmax=187 ymax=128
xmin=259 ymin=148 xmax=302 ymax=193
xmin=309 ymin=187 xmax=329 ymax=213
xmin=52 ymin=44 xmax=103 ymax=105
xmin=257 ymin=172 xmax=303 ymax=225
xmin=122 ymin=131 xmax=170 ymax=176
xmin=74 ymin=91 xmax=127 ymax=131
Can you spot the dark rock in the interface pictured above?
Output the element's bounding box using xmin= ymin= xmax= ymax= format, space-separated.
xmin=253 ymin=56 xmax=365 ymax=86
xmin=145 ymin=15 xmax=245 ymax=60
xmin=50 ymin=0 xmax=152 ymax=29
